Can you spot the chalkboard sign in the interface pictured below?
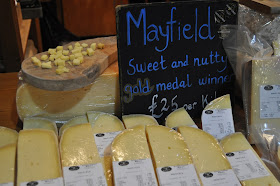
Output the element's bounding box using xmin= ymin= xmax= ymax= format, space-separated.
xmin=116 ymin=0 xmax=238 ymax=124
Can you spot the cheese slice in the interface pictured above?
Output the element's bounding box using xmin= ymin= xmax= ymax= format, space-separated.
xmin=220 ymin=132 xmax=280 ymax=185
xmin=59 ymin=115 xmax=88 ymax=136
xmin=23 ymin=117 xmax=58 ymax=135
xmin=204 ymin=94 xmax=231 ymax=110
xmin=122 ymin=114 xmax=158 ymax=129
xmin=178 ymin=126 xmax=232 ymax=173
xmin=146 ymin=125 xmax=192 ymax=168
xmin=16 ymin=62 xmax=120 ymax=123
xmin=165 ymin=107 xmax=196 ymax=128
xmin=0 ymin=144 xmax=16 ymax=184
xmin=17 ymin=129 xmax=62 ymax=185
xmin=0 ymin=127 xmax=18 ymax=148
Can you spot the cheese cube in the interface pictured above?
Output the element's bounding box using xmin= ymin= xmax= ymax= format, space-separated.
xmin=57 ymin=59 xmax=65 ymax=67
xmin=56 ymin=68 xmax=64 ymax=75
xmin=220 ymin=133 xmax=280 ymax=185
xmin=0 ymin=144 xmax=16 ymax=184
xmin=67 ymin=45 xmax=73 ymax=50
xmin=59 ymin=115 xmax=88 ymax=137
xmin=78 ymin=56 xmax=84 ymax=63
xmin=41 ymin=54 xmax=48 ymax=61
xmin=146 ymin=125 xmax=192 ymax=168
xmin=62 ymin=50 xmax=69 ymax=55
xmin=49 ymin=55 xmax=55 ymax=61
xmin=71 ymin=48 xmax=81 ymax=54
xmin=82 ymin=51 xmax=87 ymax=56
xmin=82 ymin=43 xmax=88 ymax=48
xmin=122 ymin=114 xmax=158 ymax=129
xmin=0 ymin=127 xmax=18 ymax=147
xmin=74 ymin=42 xmax=80 ymax=47
xmin=17 ymin=129 xmax=62 ymax=185
xmin=61 ymin=55 xmax=69 ymax=61
xmin=97 ymin=43 xmax=105 ymax=49
xmin=91 ymin=43 xmax=96 ymax=50
xmin=55 ymin=53 xmax=62 ymax=59
xmin=73 ymin=58 xmax=80 ymax=66
xmin=23 ymin=117 xmax=58 ymax=136
xmin=74 ymin=52 xmax=83 ymax=58
xmin=31 ymin=57 xmax=41 ymax=67
xmin=63 ymin=67 xmax=69 ymax=73
xmin=56 ymin=46 xmax=63 ymax=51
xmin=48 ymin=48 xmax=56 ymax=55
xmin=87 ymin=48 xmax=94 ymax=56
xmin=69 ymin=54 xmax=75 ymax=61
xmin=41 ymin=62 xmax=52 ymax=69
xmin=165 ymin=107 xmax=196 ymax=128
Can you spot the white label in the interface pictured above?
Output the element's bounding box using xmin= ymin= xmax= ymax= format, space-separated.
xmin=199 ymin=169 xmax=241 ymax=186
xmin=63 ymin=163 xmax=107 ymax=186
xmin=20 ymin=177 xmax=63 ymax=186
xmin=113 ymin=159 xmax=158 ymax=186
xmin=156 ymin=164 xmax=201 ymax=186
xmin=94 ymin=131 xmax=121 ymax=157
xmin=225 ymin=149 xmax=270 ymax=181
xmin=260 ymin=85 xmax=280 ymax=118
xmin=0 ymin=183 xmax=13 ymax=186
xmin=202 ymin=108 xmax=235 ymax=139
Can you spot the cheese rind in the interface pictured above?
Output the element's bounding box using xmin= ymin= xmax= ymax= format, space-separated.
xmin=0 ymin=144 xmax=16 ymax=184
xmin=146 ymin=125 xmax=192 ymax=168
xmin=122 ymin=114 xmax=158 ymax=129
xmin=17 ymin=129 xmax=62 ymax=185
xmin=220 ymin=132 xmax=280 ymax=186
xmin=204 ymin=94 xmax=231 ymax=110
xmin=23 ymin=117 xmax=58 ymax=135
xmin=59 ymin=115 xmax=88 ymax=136
xmin=165 ymin=107 xmax=196 ymax=128
xmin=178 ymin=126 xmax=232 ymax=173
xmin=0 ymin=127 xmax=18 ymax=148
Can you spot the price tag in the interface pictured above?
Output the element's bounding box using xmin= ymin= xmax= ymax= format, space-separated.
xmin=199 ymin=169 xmax=241 ymax=186
xmin=260 ymin=85 xmax=280 ymax=118
xmin=20 ymin=177 xmax=63 ymax=186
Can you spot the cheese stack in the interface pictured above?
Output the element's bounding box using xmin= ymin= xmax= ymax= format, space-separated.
xmin=122 ymin=114 xmax=158 ymax=129
xmin=0 ymin=127 xmax=18 ymax=185
xmin=220 ymin=133 xmax=280 ymax=185
xmin=17 ymin=129 xmax=62 ymax=186
xmin=165 ymin=107 xmax=197 ymax=128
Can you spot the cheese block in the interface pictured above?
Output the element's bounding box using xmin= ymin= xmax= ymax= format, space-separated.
xmin=146 ymin=125 xmax=192 ymax=167
xmin=165 ymin=107 xmax=196 ymax=128
xmin=17 ymin=129 xmax=62 ymax=185
xmin=23 ymin=117 xmax=58 ymax=135
xmin=122 ymin=114 xmax=158 ymax=129
xmin=178 ymin=126 xmax=232 ymax=173
xmin=204 ymin=94 xmax=231 ymax=110
xmin=0 ymin=144 xmax=16 ymax=184
xmin=0 ymin=127 xmax=18 ymax=148
xmin=16 ymin=62 xmax=120 ymax=123
xmin=59 ymin=115 xmax=88 ymax=136
xmin=220 ymin=132 xmax=280 ymax=186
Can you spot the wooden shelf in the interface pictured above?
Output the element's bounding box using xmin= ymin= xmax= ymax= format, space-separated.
xmin=19 ymin=19 xmax=32 ymax=55
xmin=240 ymin=0 xmax=280 ymax=14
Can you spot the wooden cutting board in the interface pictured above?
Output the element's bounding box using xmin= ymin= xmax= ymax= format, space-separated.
xmin=21 ymin=36 xmax=117 ymax=91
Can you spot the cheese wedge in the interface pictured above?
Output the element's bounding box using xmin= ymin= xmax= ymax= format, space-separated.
xmin=146 ymin=125 xmax=192 ymax=167
xmin=122 ymin=114 xmax=158 ymax=129
xmin=59 ymin=115 xmax=88 ymax=136
xmin=165 ymin=107 xmax=196 ymax=128
xmin=220 ymin=132 xmax=280 ymax=186
xmin=16 ymin=62 xmax=120 ymax=123
xmin=204 ymin=94 xmax=231 ymax=110
xmin=23 ymin=117 xmax=58 ymax=135
xmin=0 ymin=144 xmax=16 ymax=184
xmin=178 ymin=126 xmax=232 ymax=173
xmin=17 ymin=129 xmax=62 ymax=185
xmin=0 ymin=127 xmax=18 ymax=148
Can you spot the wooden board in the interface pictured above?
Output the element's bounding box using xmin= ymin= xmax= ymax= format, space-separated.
xmin=240 ymin=0 xmax=280 ymax=14
xmin=21 ymin=36 xmax=117 ymax=91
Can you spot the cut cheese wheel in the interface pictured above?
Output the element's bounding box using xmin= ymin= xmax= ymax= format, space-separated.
xmin=220 ymin=133 xmax=280 ymax=185
xmin=204 ymin=94 xmax=231 ymax=110
xmin=165 ymin=107 xmax=196 ymax=128
xmin=16 ymin=62 xmax=120 ymax=123
xmin=0 ymin=144 xmax=16 ymax=184
xmin=178 ymin=126 xmax=232 ymax=173
xmin=146 ymin=125 xmax=192 ymax=167
xmin=0 ymin=127 xmax=18 ymax=148
xmin=122 ymin=114 xmax=158 ymax=129
xmin=59 ymin=115 xmax=88 ymax=136
xmin=23 ymin=117 xmax=58 ymax=135
xmin=112 ymin=125 xmax=151 ymax=161
xmin=17 ymin=129 xmax=62 ymax=185
xmin=60 ymin=123 xmax=101 ymax=167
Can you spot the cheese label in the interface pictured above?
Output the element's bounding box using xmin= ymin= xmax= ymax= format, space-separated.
xmin=260 ymin=85 xmax=280 ymax=119
xmin=20 ymin=177 xmax=64 ymax=186
xmin=0 ymin=183 xmax=13 ymax=186
xmin=156 ymin=164 xmax=200 ymax=186
xmin=172 ymin=125 xmax=198 ymax=131
xmin=199 ymin=169 xmax=241 ymax=186
xmin=225 ymin=149 xmax=270 ymax=181
xmin=202 ymin=109 xmax=235 ymax=139
xmin=113 ymin=159 xmax=158 ymax=186
xmin=94 ymin=131 xmax=122 ymax=157
xmin=63 ymin=163 xmax=107 ymax=186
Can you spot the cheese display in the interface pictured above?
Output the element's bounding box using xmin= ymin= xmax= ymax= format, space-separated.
xmin=122 ymin=114 xmax=158 ymax=129
xmin=0 ymin=144 xmax=17 ymax=185
xmin=59 ymin=115 xmax=88 ymax=136
xmin=165 ymin=107 xmax=196 ymax=128
xmin=0 ymin=126 xmax=18 ymax=147
xmin=17 ymin=129 xmax=62 ymax=186
xmin=220 ymin=132 xmax=280 ymax=186
xmin=23 ymin=117 xmax=58 ymax=135
xmin=16 ymin=62 xmax=120 ymax=123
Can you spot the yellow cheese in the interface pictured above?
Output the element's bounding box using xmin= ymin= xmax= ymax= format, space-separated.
xmin=122 ymin=114 xmax=158 ymax=129
xmin=23 ymin=117 xmax=58 ymax=135
xmin=204 ymin=94 xmax=231 ymax=110
xmin=16 ymin=62 xmax=120 ymax=123
xmin=0 ymin=144 xmax=16 ymax=184
xmin=0 ymin=127 xmax=18 ymax=148
xmin=146 ymin=125 xmax=192 ymax=168
xmin=112 ymin=125 xmax=151 ymax=161
xmin=17 ymin=129 xmax=62 ymax=185
xmin=165 ymin=107 xmax=196 ymax=128
xmin=178 ymin=126 xmax=232 ymax=173
xmin=59 ymin=115 xmax=88 ymax=136
xmin=220 ymin=133 xmax=280 ymax=186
